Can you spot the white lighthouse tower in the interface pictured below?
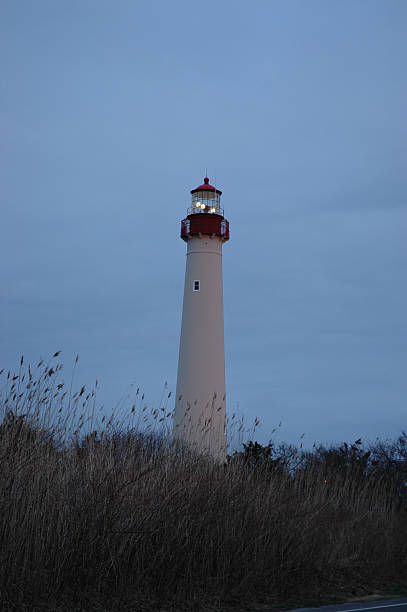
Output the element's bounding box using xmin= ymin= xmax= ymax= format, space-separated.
xmin=174 ymin=177 xmax=230 ymax=462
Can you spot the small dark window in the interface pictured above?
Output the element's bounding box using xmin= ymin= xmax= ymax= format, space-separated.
xmin=193 ymin=280 xmax=200 ymax=292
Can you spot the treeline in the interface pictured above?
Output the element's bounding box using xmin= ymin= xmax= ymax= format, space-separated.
xmin=0 ymin=360 xmax=406 ymax=611
xmin=235 ymin=436 xmax=407 ymax=504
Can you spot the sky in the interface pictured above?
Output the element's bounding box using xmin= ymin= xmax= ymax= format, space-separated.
xmin=1 ymin=0 xmax=406 ymax=450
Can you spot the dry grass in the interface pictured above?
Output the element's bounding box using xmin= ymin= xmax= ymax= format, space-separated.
xmin=0 ymin=356 xmax=406 ymax=611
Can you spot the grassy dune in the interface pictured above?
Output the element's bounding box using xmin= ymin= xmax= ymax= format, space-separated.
xmin=0 ymin=357 xmax=406 ymax=611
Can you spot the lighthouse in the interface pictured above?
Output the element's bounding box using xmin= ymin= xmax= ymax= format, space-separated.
xmin=174 ymin=177 xmax=230 ymax=462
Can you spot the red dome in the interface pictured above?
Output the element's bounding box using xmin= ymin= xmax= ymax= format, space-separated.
xmin=190 ymin=176 xmax=222 ymax=195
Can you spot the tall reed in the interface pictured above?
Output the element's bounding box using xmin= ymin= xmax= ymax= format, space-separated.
xmin=0 ymin=357 xmax=406 ymax=610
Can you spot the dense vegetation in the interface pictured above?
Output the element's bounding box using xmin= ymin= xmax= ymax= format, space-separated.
xmin=0 ymin=357 xmax=406 ymax=611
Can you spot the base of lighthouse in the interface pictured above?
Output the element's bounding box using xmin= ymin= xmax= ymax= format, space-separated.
xmin=174 ymin=235 xmax=227 ymax=462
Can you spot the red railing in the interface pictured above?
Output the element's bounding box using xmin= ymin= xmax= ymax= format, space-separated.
xmin=181 ymin=214 xmax=229 ymax=241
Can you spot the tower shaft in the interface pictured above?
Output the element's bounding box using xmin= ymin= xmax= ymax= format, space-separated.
xmin=175 ymin=236 xmax=227 ymax=460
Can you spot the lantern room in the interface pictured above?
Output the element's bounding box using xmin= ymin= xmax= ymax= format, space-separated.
xmin=189 ymin=177 xmax=223 ymax=216
xmin=181 ymin=176 xmax=229 ymax=242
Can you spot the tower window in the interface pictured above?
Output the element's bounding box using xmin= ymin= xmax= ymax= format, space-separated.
xmin=193 ymin=280 xmax=200 ymax=292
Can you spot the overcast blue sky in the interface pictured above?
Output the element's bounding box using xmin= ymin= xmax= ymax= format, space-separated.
xmin=1 ymin=0 xmax=406 ymax=449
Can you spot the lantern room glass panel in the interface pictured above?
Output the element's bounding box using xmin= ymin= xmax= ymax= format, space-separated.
xmin=190 ymin=191 xmax=222 ymax=215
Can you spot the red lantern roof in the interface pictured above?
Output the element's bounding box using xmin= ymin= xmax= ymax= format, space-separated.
xmin=190 ymin=176 xmax=222 ymax=195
